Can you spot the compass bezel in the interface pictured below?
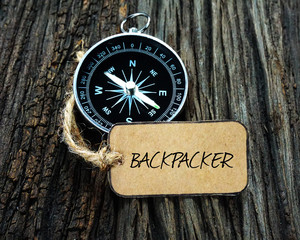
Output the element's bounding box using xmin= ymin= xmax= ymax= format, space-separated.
xmin=73 ymin=32 xmax=188 ymax=132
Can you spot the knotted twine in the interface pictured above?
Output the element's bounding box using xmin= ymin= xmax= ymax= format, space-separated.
xmin=62 ymin=50 xmax=123 ymax=170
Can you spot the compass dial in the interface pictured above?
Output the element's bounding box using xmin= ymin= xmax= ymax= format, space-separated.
xmin=74 ymin=33 xmax=188 ymax=132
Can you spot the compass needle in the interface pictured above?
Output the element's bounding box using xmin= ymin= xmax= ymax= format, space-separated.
xmin=135 ymin=89 xmax=160 ymax=109
xmin=104 ymin=72 xmax=126 ymax=89
xmin=134 ymin=96 xmax=149 ymax=109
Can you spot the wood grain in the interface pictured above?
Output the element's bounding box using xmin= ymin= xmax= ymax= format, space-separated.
xmin=0 ymin=0 xmax=299 ymax=239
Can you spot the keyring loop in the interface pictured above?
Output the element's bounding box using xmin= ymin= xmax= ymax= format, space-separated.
xmin=120 ymin=13 xmax=151 ymax=33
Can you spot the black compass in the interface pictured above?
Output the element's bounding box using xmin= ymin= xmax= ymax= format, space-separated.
xmin=73 ymin=13 xmax=188 ymax=133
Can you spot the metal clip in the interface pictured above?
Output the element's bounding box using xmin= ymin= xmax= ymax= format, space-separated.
xmin=120 ymin=13 xmax=151 ymax=33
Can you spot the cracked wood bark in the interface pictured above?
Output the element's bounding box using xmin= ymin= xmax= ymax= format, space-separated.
xmin=0 ymin=0 xmax=299 ymax=239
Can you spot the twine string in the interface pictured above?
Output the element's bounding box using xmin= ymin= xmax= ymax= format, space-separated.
xmin=62 ymin=94 xmax=123 ymax=170
xmin=62 ymin=48 xmax=122 ymax=170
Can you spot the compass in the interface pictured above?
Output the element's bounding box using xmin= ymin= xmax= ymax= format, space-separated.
xmin=73 ymin=13 xmax=188 ymax=133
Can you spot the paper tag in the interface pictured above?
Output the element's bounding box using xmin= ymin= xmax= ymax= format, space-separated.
xmin=108 ymin=121 xmax=247 ymax=197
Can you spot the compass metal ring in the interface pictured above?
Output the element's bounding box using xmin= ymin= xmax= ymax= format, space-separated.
xmin=120 ymin=13 xmax=151 ymax=33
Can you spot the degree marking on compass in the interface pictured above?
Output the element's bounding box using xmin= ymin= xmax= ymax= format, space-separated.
xmin=173 ymin=72 xmax=182 ymax=76
xmin=83 ymin=71 xmax=90 ymax=75
xmin=78 ymin=87 xmax=86 ymax=89
xmin=93 ymin=58 xmax=99 ymax=63
xmin=164 ymin=114 xmax=172 ymax=120
xmin=165 ymin=58 xmax=172 ymax=63
xmin=175 ymin=88 xmax=185 ymax=90
xmin=123 ymin=42 xmax=126 ymax=50
xmin=139 ymin=42 xmax=142 ymax=51
xmin=173 ymin=102 xmax=180 ymax=106
xmin=153 ymin=48 xmax=158 ymax=54
xmin=106 ymin=47 xmax=111 ymax=54
xmin=81 ymin=101 xmax=88 ymax=104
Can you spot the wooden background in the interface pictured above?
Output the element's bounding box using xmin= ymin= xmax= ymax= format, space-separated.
xmin=0 ymin=0 xmax=299 ymax=239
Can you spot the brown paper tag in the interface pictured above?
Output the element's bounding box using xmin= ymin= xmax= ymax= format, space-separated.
xmin=108 ymin=121 xmax=247 ymax=197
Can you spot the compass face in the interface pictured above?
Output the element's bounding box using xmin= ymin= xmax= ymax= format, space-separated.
xmin=73 ymin=33 xmax=188 ymax=132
